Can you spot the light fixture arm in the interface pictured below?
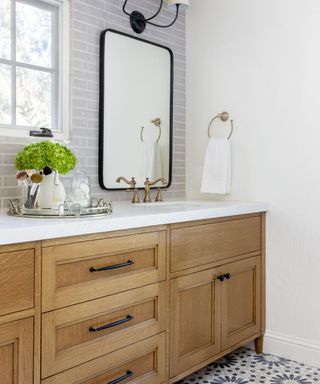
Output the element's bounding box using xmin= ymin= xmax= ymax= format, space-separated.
xmin=123 ymin=0 xmax=165 ymax=20
xmin=122 ymin=0 xmax=131 ymax=16
xmin=145 ymin=0 xmax=164 ymax=21
xmin=147 ymin=4 xmax=180 ymax=28
xmin=122 ymin=0 xmax=185 ymax=34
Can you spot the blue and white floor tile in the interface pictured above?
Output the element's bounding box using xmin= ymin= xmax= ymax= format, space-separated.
xmin=177 ymin=347 xmax=320 ymax=384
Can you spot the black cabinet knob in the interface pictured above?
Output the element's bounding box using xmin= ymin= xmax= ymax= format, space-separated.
xmin=225 ymin=273 xmax=231 ymax=280
xmin=217 ymin=275 xmax=225 ymax=282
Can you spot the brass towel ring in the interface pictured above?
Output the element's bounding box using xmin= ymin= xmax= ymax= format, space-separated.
xmin=208 ymin=112 xmax=234 ymax=140
xmin=141 ymin=118 xmax=162 ymax=143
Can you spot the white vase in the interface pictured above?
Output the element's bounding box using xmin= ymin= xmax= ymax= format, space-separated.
xmin=38 ymin=171 xmax=66 ymax=209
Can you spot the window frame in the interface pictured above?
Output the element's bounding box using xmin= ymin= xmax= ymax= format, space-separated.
xmin=0 ymin=0 xmax=70 ymax=141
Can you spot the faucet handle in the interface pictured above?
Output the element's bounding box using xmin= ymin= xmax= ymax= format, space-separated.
xmin=116 ymin=176 xmax=140 ymax=204
xmin=143 ymin=177 xmax=168 ymax=203
xmin=126 ymin=188 xmax=140 ymax=204
xmin=125 ymin=177 xmax=140 ymax=204
xmin=144 ymin=177 xmax=150 ymax=186
xmin=155 ymin=188 xmax=167 ymax=202
xmin=127 ymin=177 xmax=136 ymax=189
xmin=116 ymin=176 xmax=136 ymax=188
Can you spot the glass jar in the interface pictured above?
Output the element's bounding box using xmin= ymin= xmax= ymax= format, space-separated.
xmin=69 ymin=169 xmax=91 ymax=208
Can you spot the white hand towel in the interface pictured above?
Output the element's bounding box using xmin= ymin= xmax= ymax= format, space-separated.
xmin=200 ymin=138 xmax=231 ymax=194
xmin=140 ymin=142 xmax=163 ymax=180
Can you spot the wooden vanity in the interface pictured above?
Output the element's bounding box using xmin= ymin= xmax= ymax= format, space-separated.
xmin=0 ymin=212 xmax=265 ymax=384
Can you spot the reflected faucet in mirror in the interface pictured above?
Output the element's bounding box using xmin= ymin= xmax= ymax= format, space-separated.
xmin=143 ymin=177 xmax=168 ymax=203
xmin=116 ymin=176 xmax=140 ymax=204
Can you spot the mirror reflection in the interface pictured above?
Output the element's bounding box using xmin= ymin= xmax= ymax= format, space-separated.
xmin=99 ymin=29 xmax=173 ymax=190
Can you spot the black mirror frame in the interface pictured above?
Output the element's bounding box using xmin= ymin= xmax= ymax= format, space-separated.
xmin=99 ymin=29 xmax=174 ymax=191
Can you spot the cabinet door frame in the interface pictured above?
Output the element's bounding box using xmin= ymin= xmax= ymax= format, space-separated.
xmin=0 ymin=317 xmax=34 ymax=384
xmin=221 ymin=256 xmax=261 ymax=350
xmin=170 ymin=268 xmax=221 ymax=377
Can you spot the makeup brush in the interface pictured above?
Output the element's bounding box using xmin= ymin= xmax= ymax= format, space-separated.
xmin=31 ymin=173 xmax=44 ymax=184
xmin=15 ymin=170 xmax=28 ymax=181
xmin=28 ymin=173 xmax=43 ymax=208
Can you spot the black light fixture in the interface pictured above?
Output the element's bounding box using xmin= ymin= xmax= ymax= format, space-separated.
xmin=122 ymin=0 xmax=189 ymax=34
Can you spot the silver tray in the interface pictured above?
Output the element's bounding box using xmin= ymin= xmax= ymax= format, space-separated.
xmin=7 ymin=200 xmax=113 ymax=219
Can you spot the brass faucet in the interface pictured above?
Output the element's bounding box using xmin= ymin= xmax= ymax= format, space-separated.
xmin=116 ymin=176 xmax=140 ymax=204
xmin=143 ymin=177 xmax=167 ymax=203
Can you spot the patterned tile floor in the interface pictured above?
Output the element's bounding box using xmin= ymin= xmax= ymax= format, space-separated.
xmin=177 ymin=347 xmax=320 ymax=384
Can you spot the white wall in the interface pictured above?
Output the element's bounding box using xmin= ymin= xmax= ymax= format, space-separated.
xmin=186 ymin=0 xmax=320 ymax=366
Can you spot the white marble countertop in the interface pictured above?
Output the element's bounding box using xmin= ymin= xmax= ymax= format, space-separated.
xmin=0 ymin=200 xmax=269 ymax=246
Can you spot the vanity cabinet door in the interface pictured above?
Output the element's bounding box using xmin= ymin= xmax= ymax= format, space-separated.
xmin=170 ymin=268 xmax=221 ymax=378
xmin=0 ymin=248 xmax=35 ymax=316
xmin=221 ymin=256 xmax=261 ymax=350
xmin=0 ymin=318 xmax=34 ymax=384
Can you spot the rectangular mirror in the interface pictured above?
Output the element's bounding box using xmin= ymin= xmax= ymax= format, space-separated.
xmin=99 ymin=29 xmax=173 ymax=190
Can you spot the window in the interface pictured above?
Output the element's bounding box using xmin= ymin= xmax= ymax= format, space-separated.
xmin=0 ymin=0 xmax=69 ymax=139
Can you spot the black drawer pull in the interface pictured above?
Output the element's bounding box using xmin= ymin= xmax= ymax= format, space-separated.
xmin=90 ymin=260 xmax=134 ymax=272
xmin=89 ymin=314 xmax=134 ymax=333
xmin=225 ymin=273 xmax=231 ymax=280
xmin=107 ymin=370 xmax=134 ymax=384
xmin=217 ymin=274 xmax=225 ymax=282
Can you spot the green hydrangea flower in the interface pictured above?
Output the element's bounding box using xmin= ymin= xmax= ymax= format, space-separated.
xmin=15 ymin=141 xmax=77 ymax=174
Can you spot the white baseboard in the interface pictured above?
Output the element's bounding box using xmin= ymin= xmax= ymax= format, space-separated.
xmin=263 ymin=331 xmax=320 ymax=368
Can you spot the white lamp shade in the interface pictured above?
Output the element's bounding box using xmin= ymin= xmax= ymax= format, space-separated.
xmin=166 ymin=0 xmax=190 ymax=7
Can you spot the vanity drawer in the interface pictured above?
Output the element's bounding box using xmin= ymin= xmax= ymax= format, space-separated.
xmin=170 ymin=215 xmax=261 ymax=273
xmin=42 ymin=230 xmax=167 ymax=311
xmin=0 ymin=248 xmax=35 ymax=316
xmin=42 ymin=282 xmax=167 ymax=378
xmin=42 ymin=332 xmax=167 ymax=384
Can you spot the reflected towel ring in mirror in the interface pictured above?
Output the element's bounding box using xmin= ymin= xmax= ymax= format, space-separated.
xmin=122 ymin=0 xmax=189 ymax=34
xmin=208 ymin=112 xmax=234 ymax=140
xmin=141 ymin=118 xmax=162 ymax=143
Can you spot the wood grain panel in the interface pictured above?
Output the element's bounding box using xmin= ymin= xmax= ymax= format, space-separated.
xmin=0 ymin=249 xmax=34 ymax=316
xmin=56 ymin=248 xmax=155 ymax=288
xmin=42 ymin=282 xmax=167 ymax=378
xmin=170 ymin=268 xmax=221 ymax=377
xmin=0 ymin=344 xmax=14 ymax=384
xmin=42 ymin=230 xmax=167 ymax=311
xmin=41 ymin=225 xmax=167 ymax=247
xmin=56 ymin=300 xmax=155 ymax=352
xmin=170 ymin=216 xmax=261 ymax=273
xmin=221 ymin=256 xmax=261 ymax=350
xmin=0 ymin=317 xmax=33 ymax=384
xmin=178 ymin=283 xmax=213 ymax=357
xmin=42 ymin=333 xmax=167 ymax=384
xmin=83 ymin=352 xmax=155 ymax=384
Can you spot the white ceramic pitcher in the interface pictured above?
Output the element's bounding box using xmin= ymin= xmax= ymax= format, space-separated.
xmin=38 ymin=171 xmax=66 ymax=209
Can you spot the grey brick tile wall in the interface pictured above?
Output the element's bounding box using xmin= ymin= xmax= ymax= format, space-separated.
xmin=0 ymin=0 xmax=185 ymax=208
